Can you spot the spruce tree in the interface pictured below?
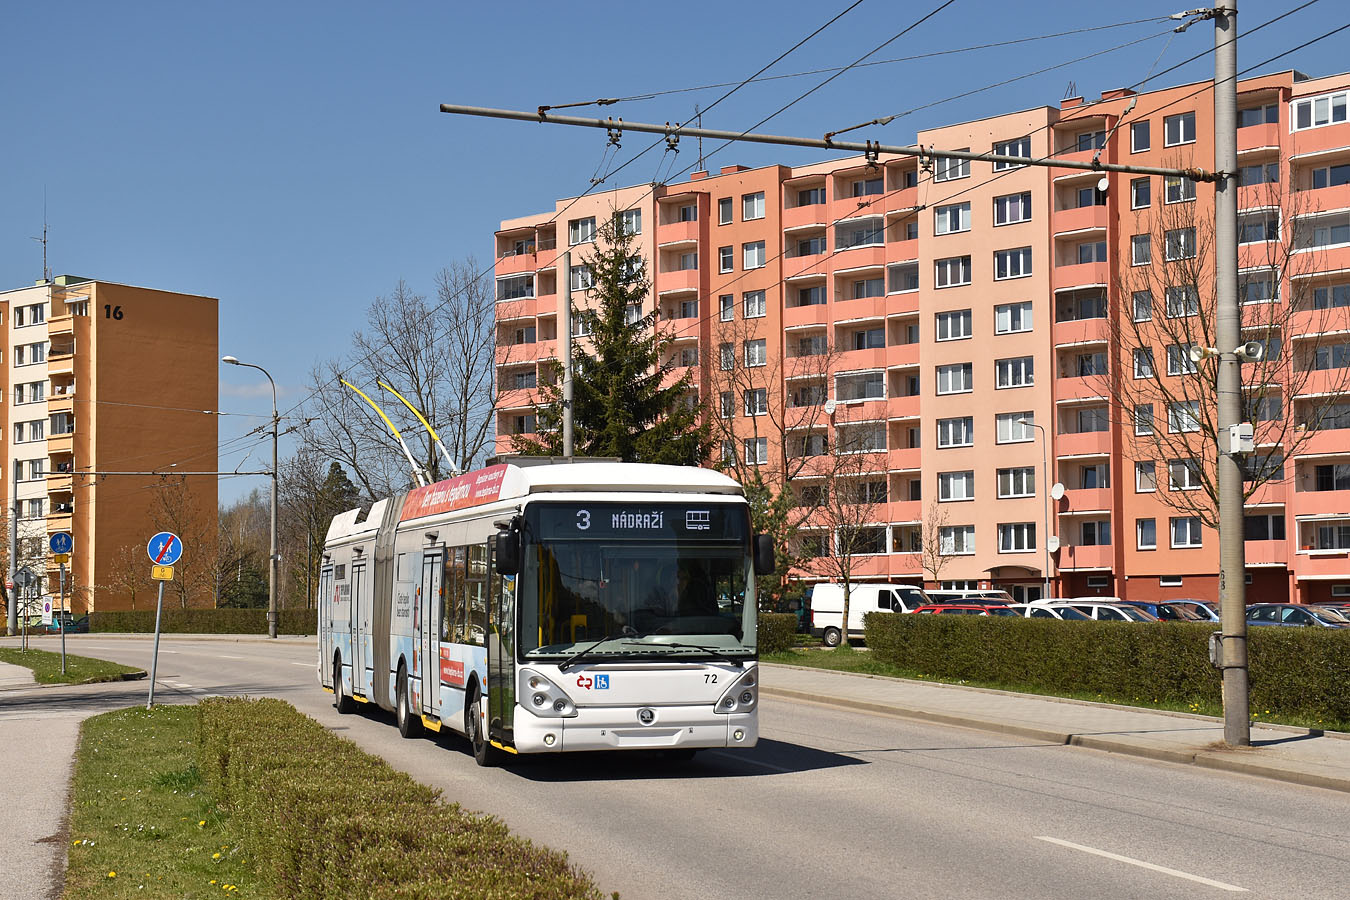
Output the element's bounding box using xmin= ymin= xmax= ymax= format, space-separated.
xmin=517 ymin=214 xmax=710 ymax=465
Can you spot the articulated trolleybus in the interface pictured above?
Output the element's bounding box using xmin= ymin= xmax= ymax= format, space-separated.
xmin=318 ymin=460 xmax=773 ymax=765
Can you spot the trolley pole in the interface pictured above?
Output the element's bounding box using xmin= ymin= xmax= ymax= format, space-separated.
xmin=561 ymin=250 xmax=575 ymax=458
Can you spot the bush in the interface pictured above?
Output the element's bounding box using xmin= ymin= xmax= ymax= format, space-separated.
xmin=758 ymin=612 xmax=798 ymax=654
xmin=91 ymin=607 xmax=316 ymax=635
xmin=863 ymin=612 xmax=1350 ymax=724
xmin=198 ymin=697 xmax=602 ymax=900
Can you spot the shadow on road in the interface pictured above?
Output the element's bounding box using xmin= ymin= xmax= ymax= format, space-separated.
xmin=500 ymin=737 xmax=863 ymax=782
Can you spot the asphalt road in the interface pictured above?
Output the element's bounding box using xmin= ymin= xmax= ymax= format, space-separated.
xmin=10 ymin=633 xmax=1350 ymax=899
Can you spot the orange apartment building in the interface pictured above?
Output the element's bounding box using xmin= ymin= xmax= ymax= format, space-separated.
xmin=0 ymin=275 xmax=218 ymax=621
xmin=493 ymin=69 xmax=1350 ymax=605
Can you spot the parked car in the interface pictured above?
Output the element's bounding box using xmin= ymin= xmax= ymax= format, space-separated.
xmin=926 ymin=589 xmax=1013 ymax=605
xmin=1033 ymin=600 xmax=1158 ymax=622
xmin=1006 ymin=602 xmax=1091 ymax=620
xmin=911 ymin=604 xmax=1015 ymax=616
xmin=809 ymin=582 xmax=932 ymax=646
xmin=1117 ymin=599 xmax=1216 ymax=623
xmin=47 ymin=614 xmax=89 ymax=634
xmin=1247 ymin=603 xmax=1349 ymax=628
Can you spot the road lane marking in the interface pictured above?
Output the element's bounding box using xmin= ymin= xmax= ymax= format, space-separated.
xmin=1035 ymin=837 xmax=1247 ymax=892
xmin=290 ymin=662 xmax=312 ymax=668
xmin=218 ymin=655 xmax=245 ymax=660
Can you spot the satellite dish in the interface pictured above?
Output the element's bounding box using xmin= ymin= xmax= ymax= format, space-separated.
xmin=1047 ymin=535 xmax=1061 ymax=553
xmin=1050 ymin=482 xmax=1066 ymax=501
xmin=1096 ymin=176 xmax=1110 ymax=193
xmin=823 ymin=399 xmax=837 ymax=415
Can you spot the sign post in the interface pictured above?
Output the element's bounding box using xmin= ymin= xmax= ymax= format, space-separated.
xmin=14 ymin=567 xmax=34 ymax=651
xmin=145 ymin=532 xmax=182 ymax=710
xmin=50 ymin=532 xmax=72 ymax=674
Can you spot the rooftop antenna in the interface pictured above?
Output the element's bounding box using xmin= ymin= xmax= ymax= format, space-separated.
xmin=695 ymin=104 xmax=703 ymax=171
xmin=1063 ymin=80 xmax=1078 ymax=100
xmin=31 ymin=190 xmax=51 ymax=283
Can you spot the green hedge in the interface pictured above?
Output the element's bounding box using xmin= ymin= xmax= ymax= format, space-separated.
xmin=863 ymin=613 xmax=1350 ymax=725
xmin=90 ymin=607 xmax=315 ymax=634
xmin=758 ymin=612 xmax=798 ymax=654
xmin=198 ymin=697 xmax=602 ymax=900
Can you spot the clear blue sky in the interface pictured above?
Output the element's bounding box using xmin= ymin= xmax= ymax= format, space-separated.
xmin=1 ymin=1 xmax=1341 ymax=502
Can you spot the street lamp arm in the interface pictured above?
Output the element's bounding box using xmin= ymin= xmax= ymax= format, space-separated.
xmin=221 ymin=355 xmax=279 ymax=639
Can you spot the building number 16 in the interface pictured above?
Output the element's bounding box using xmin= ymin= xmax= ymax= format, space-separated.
xmin=103 ymin=305 xmax=124 ymax=320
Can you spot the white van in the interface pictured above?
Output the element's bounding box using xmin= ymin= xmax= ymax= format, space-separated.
xmin=809 ymin=582 xmax=931 ymax=646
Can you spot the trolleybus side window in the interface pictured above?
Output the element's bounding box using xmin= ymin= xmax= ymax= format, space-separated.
xmin=443 ymin=546 xmax=466 ymax=642
xmin=465 ymin=543 xmax=488 ymax=646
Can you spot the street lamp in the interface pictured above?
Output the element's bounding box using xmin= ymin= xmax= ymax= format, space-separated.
xmin=1017 ymin=418 xmax=1054 ymax=602
xmin=222 ymin=355 xmax=279 ymax=639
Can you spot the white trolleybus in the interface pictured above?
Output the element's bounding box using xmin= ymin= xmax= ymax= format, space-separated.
xmin=317 ymin=459 xmax=773 ymax=765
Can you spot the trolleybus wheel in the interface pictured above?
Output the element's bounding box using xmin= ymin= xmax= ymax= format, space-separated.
xmin=466 ymin=684 xmax=502 ymax=767
xmin=333 ymin=658 xmax=353 ymax=714
xmin=822 ymin=626 xmax=842 ymax=648
xmin=396 ymin=665 xmax=423 ymax=739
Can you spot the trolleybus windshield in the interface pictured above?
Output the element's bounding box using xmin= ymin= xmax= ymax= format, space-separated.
xmin=519 ymin=501 xmax=756 ymax=660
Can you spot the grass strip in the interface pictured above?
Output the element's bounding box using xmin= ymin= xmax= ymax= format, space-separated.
xmin=66 ymin=706 xmax=268 ymax=899
xmin=0 ymin=647 xmax=142 ymax=685
xmin=764 ymin=647 xmax=1350 ymax=733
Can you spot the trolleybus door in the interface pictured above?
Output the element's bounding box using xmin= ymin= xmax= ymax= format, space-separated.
xmin=419 ymin=550 xmax=443 ymax=717
xmin=351 ymin=562 xmax=367 ymax=695
xmin=318 ymin=565 xmax=334 ymax=684
xmin=486 ymin=555 xmax=515 ymax=746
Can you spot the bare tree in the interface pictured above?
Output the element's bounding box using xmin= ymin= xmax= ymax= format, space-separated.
xmin=103 ymin=542 xmax=152 ymax=611
xmin=919 ymin=499 xmax=953 ymax=585
xmin=1098 ymin=177 xmax=1350 ymax=528
xmin=799 ymin=417 xmax=890 ymax=647
xmin=151 ymin=476 xmax=217 ymax=608
xmin=301 ymin=264 xmax=499 ymax=501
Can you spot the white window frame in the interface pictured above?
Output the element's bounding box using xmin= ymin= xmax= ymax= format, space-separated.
xmin=935 ymin=309 xmax=973 ymax=341
xmin=1170 ymin=516 xmax=1203 ymax=548
xmin=719 ymin=245 xmax=733 ymax=273
xmin=744 ymin=388 xmax=768 ymax=417
xmin=742 ymin=192 xmax=766 ymax=221
xmin=1133 ymin=348 xmax=1155 ymax=379
xmin=1167 ymin=401 xmax=1201 ymax=434
xmin=1134 ymin=403 xmax=1155 ymax=435
xmin=568 ymin=217 xmax=596 ymax=246
xmin=997 ymin=466 xmax=1035 ymax=499
xmin=718 ymin=197 xmax=733 ymax=225
xmin=934 ymin=202 xmax=971 ymax=235
xmin=1169 ymin=458 xmax=1204 ymax=491
xmin=938 ymin=525 xmax=976 ymax=555
xmin=995 ymin=356 xmax=1034 ymax=389
xmin=743 ymin=290 xmax=766 ymax=319
xmin=1164 ymin=176 xmax=1197 ymax=204
xmin=1130 ymin=120 xmax=1151 ymax=153
xmin=994 ymin=301 xmax=1033 ymax=335
xmin=1137 ymin=518 xmax=1157 ymax=550
xmin=995 ymin=412 xmax=1034 ymax=445
xmin=743 ymin=241 xmax=766 ymax=270
xmin=938 ymin=470 xmax=976 ymax=502
xmin=1164 ymin=111 xmax=1196 ymax=147
xmin=1131 ymin=234 xmax=1151 ymax=266
xmin=744 ymin=339 xmax=767 ymax=368
xmin=936 ymin=362 xmax=974 ymax=395
xmin=998 ymin=522 xmax=1037 ymax=553
xmin=1167 ymin=344 xmax=1199 ymax=376
xmin=935 ymin=256 xmax=972 ymax=288
xmin=994 ymin=247 xmax=1033 ymax=280
xmin=934 ymin=151 xmax=970 ymax=182
xmin=743 ymin=437 xmax=769 ymax=466
xmin=718 ymin=294 xmax=734 ymax=322
xmin=1130 ymin=177 xmax=1151 ymax=209
xmin=937 ymin=416 xmax=974 ymax=448
xmin=993 ymin=136 xmax=1031 ymax=170
xmin=1135 ymin=461 xmax=1157 ymax=493
xmin=994 ymin=191 xmax=1032 ymax=226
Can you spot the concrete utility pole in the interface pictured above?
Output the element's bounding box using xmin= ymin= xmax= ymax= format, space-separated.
xmin=1211 ymin=4 xmax=1250 ymax=748
xmin=561 ymin=250 xmax=575 ymax=458
xmin=222 ymin=356 xmax=280 ymax=640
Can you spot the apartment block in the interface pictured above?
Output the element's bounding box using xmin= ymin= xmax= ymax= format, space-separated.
xmin=1 ymin=276 xmax=218 ymax=619
xmin=493 ymin=69 xmax=1350 ymax=605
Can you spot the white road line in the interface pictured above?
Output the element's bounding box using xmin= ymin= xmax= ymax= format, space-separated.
xmin=1035 ymin=837 xmax=1247 ymax=893
xmin=169 ymin=682 xmax=195 ymax=689
xmin=290 ymin=662 xmax=312 ymax=668
xmin=218 ymin=655 xmax=245 ymax=660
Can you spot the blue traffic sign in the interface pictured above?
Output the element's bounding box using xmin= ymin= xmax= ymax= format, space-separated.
xmin=49 ymin=532 xmax=73 ymax=555
xmin=147 ymin=532 xmax=183 ymax=566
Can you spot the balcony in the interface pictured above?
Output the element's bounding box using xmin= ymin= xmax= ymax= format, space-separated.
xmin=1292 ymin=545 xmax=1350 ymax=580
xmin=888 ymin=447 xmax=921 ymax=471
xmin=887 ymin=342 xmax=919 ymax=368
xmin=496 ymin=388 xmax=540 ymax=411
xmin=46 ymin=472 xmax=73 ymax=494
xmin=1293 ymin=368 xmax=1350 ymax=398
xmin=1057 ymin=543 xmax=1113 ymax=570
xmin=495 ymin=296 xmax=542 ymax=321
xmin=1055 ymin=376 xmax=1108 ymax=403
xmin=1297 ymin=181 xmax=1350 ymax=216
xmin=1061 ymin=487 xmax=1111 ymax=512
xmin=784 ymin=355 xmax=829 ymax=380
xmin=783 ymin=303 xmax=829 ymax=330
xmin=1053 ymin=205 xmax=1109 ymax=236
xmin=656 ymin=219 xmax=699 ymax=248
xmin=1053 ymin=317 xmax=1110 ymax=347
xmin=1237 ymin=122 xmax=1281 ymax=155
xmin=887 ymin=395 xmax=920 ymax=420
xmin=1290 ymin=427 xmax=1350 ymax=459
xmin=47 ymin=314 xmax=75 ymax=337
xmin=1289 ymin=126 xmax=1350 ymax=158
xmin=494 ymin=251 xmax=538 ymax=277
xmin=47 ymin=391 xmax=75 ymax=416
xmin=656 ymin=268 xmax=699 ymax=296
xmin=46 ymin=509 xmax=73 ymax=533
xmin=1245 ymin=480 xmax=1287 ymax=505
xmin=836 ymin=347 xmax=887 ymax=372
xmin=833 ymin=295 xmax=887 ymax=322
xmin=887 ymin=291 xmax=920 ymax=317
xmin=782 ymin=204 xmax=828 ymax=232
xmin=1290 ymin=305 xmax=1350 ymax=338
xmin=1244 ymin=540 xmax=1288 ymax=566
xmin=1292 ymin=488 xmax=1350 ymax=518
xmin=47 ymin=433 xmax=74 ymax=456
xmin=1055 ymin=430 xmax=1111 ymax=457
xmin=887 ymin=238 xmax=919 ymax=261
xmin=885 ymin=187 xmax=920 ymax=218
xmin=47 ymin=350 xmax=75 ymax=376
xmin=832 ymin=243 xmax=886 ymax=271
xmin=888 ymin=499 xmax=922 ymax=523
xmin=1293 ymin=243 xmax=1350 ymax=278
xmin=1054 ymin=261 xmax=1109 ymax=292
xmin=784 ymin=252 xmax=829 ymax=280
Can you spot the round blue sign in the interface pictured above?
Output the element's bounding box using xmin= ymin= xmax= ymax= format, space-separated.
xmin=147 ymin=532 xmax=183 ymax=566
xmin=49 ymin=532 xmax=73 ymax=555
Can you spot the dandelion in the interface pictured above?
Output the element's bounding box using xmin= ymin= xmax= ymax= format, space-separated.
xmin=108 ymin=871 xmax=117 ymax=879
xmin=198 ymin=820 xmax=206 ymax=827
xmin=210 ymin=880 xmax=217 ymax=885
xmin=212 ymin=852 xmax=221 ymax=860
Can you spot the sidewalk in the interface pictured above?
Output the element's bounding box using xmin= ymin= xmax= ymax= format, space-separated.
xmin=761 ymin=662 xmax=1350 ymax=794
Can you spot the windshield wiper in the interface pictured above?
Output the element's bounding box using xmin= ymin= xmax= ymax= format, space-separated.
xmin=622 ymin=640 xmax=744 ymax=667
xmin=558 ymin=626 xmax=641 ymax=672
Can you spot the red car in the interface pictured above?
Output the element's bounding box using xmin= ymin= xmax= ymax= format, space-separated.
xmin=911 ymin=604 xmax=1018 ymax=617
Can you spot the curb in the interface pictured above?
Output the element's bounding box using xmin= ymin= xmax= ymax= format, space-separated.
xmin=759 ymin=685 xmax=1350 ymax=795
xmin=0 ymin=670 xmax=147 ymax=691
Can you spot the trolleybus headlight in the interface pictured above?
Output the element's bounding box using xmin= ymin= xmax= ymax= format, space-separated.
xmin=518 ymin=669 xmax=578 ymax=718
xmin=714 ymin=667 xmax=759 ymax=715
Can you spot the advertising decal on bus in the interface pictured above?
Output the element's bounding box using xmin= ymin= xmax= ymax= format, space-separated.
xmin=401 ymin=464 xmax=509 ymax=521
xmin=439 ymin=648 xmax=466 ymax=687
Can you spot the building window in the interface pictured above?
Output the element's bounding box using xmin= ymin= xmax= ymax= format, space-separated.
xmin=719 ymin=343 xmax=734 ymax=371
xmin=1076 ymin=131 xmax=1106 ymax=152
xmin=1241 ymin=269 xmax=1279 ymax=304
xmin=1131 ymin=234 xmax=1151 ymax=266
xmin=798 ymin=187 xmax=826 ymax=206
xmin=1135 ymin=518 xmax=1157 ymax=549
xmin=995 ymin=247 xmax=1032 ymax=280
xmin=1075 ymin=351 xmax=1107 ymax=377
xmin=1077 ymin=241 xmax=1107 ymax=264
xmin=1076 ymin=407 xmax=1109 ymax=433
xmin=999 ymin=523 xmax=1036 ymax=553
xmin=714 ymin=296 xmax=733 ymax=325
xmin=993 ymin=136 xmax=1031 ymax=170
xmin=1135 ymin=461 xmax=1157 ymax=492
xmin=1080 ymin=520 xmax=1111 ymax=546
xmin=677 ymin=204 xmax=697 ymax=222
xmin=1310 ymin=164 xmax=1350 ymax=189
xmin=678 ymin=299 xmax=698 ymax=319
xmin=743 ymin=291 xmax=766 ymax=318
xmin=1167 ymin=344 xmax=1199 ymax=376
xmin=1164 ymin=176 xmax=1197 ymax=204
xmin=935 ymin=309 xmax=972 ymax=341
xmin=995 ymin=413 xmax=1034 ymax=444
xmin=1239 ymin=211 xmax=1280 ymax=245
xmin=934 ymin=151 xmax=970 ymax=182
xmin=851 ymin=327 xmax=884 ymax=350
xmin=718 ymin=246 xmax=733 ymax=273
xmin=836 ymin=218 xmax=884 ymax=249
xmin=1238 ymin=162 xmax=1280 ymax=186
xmin=1130 ymin=120 xmax=1151 ymax=153
xmin=851 ymin=277 xmax=884 ymax=299
xmin=938 ymin=471 xmax=975 ymax=502
xmin=994 ymin=301 xmax=1032 ymax=334
xmin=995 ymin=356 xmax=1034 ymax=388
xmin=512 ymin=370 xmax=537 ymax=390
xmin=1133 ymin=348 xmax=1155 ymax=379
xmin=888 ymin=263 xmax=919 ymax=293
xmin=939 ymin=525 xmax=976 ymax=555
xmin=568 ymin=217 xmax=596 ymax=246
xmin=1134 ymin=403 xmax=1155 ymax=435
xmin=569 ymin=265 xmax=593 ymax=292
xmin=935 ymin=202 xmax=971 ymax=235
xmin=744 ymin=388 xmax=768 ymax=417
xmin=743 ymin=437 xmax=769 ymax=466
xmin=1169 ymin=458 xmax=1203 ymax=491
xmin=743 ymin=241 xmax=766 ymax=270
xmin=1291 ymin=90 xmax=1349 ymax=131
xmin=837 ymin=423 xmax=886 ymax=453
xmin=721 ymin=440 xmax=736 ymax=464
xmin=742 ymin=192 xmax=766 ymax=221
xmin=719 ymin=392 xmax=735 ymax=419
xmin=1239 ymin=103 xmax=1279 ymax=128
xmin=1131 ymin=177 xmax=1151 ymax=209
xmin=1171 ymin=516 xmax=1203 ymax=548
xmin=797 ymin=285 xmax=826 ymax=307
xmin=718 ymin=197 xmax=732 ymax=224
xmin=937 ymin=416 xmax=974 ymax=448
xmin=1168 ymin=401 xmax=1201 ymax=434
xmin=1166 ymin=286 xmax=1200 ymax=317
xmin=744 ymin=339 xmax=766 ymax=367
xmin=851 ymin=176 xmax=883 ymax=197
xmin=677 ymin=346 xmax=699 ymax=367
xmin=797 ymin=235 xmax=827 ymax=257
xmin=618 ymin=208 xmax=642 ymax=235
xmin=935 ymin=256 xmax=972 ymax=288
xmin=1245 ymin=514 xmax=1286 ymax=541
xmin=1165 ymin=227 xmax=1197 ymax=260
xmin=936 ymin=363 xmax=973 ymax=395
xmin=835 ymin=371 xmax=884 ymax=401
xmin=1164 ymin=111 xmax=1196 ymax=146
xmin=997 ymin=467 xmax=1035 ymax=499
xmin=994 ymin=192 xmax=1032 ymax=225
xmin=496 ymin=275 xmax=534 ymax=301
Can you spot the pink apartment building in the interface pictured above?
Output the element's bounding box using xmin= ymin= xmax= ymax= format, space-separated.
xmin=493 ymin=69 xmax=1350 ymax=605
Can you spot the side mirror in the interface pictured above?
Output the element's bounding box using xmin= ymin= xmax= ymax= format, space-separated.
xmin=753 ymin=534 xmax=775 ymax=576
xmin=495 ymin=517 xmax=523 ymax=576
